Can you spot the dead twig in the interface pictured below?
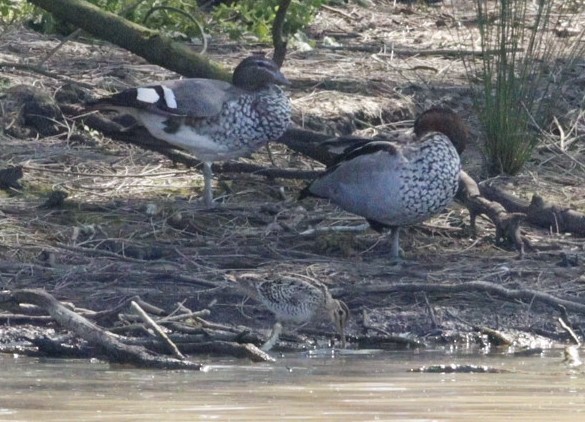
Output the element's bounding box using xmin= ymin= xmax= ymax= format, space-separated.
xmin=0 ymin=62 xmax=94 ymax=89
xmin=170 ymin=341 xmax=275 ymax=362
xmin=120 ymin=333 xmax=273 ymax=361
xmin=422 ymin=293 xmax=439 ymax=329
xmin=559 ymin=316 xmax=581 ymax=346
xmin=481 ymin=181 xmax=585 ymax=236
xmin=321 ymin=4 xmax=357 ymax=20
xmin=158 ymin=309 xmax=211 ymax=323
xmin=0 ymin=314 xmax=53 ymax=323
xmin=130 ymin=300 xmax=186 ymax=360
xmin=37 ymin=28 xmax=83 ymax=66
xmin=321 ymin=45 xmax=524 ymax=57
xmin=0 ymin=289 xmax=201 ymax=369
xmin=358 ymin=280 xmax=585 ymax=315
xmin=457 ymin=170 xmax=529 ymax=256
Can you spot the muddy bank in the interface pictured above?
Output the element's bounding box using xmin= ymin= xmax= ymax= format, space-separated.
xmin=1 ymin=2 xmax=585 ymax=363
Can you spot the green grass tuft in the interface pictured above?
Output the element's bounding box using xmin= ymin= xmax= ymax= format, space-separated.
xmin=463 ymin=0 xmax=585 ymax=175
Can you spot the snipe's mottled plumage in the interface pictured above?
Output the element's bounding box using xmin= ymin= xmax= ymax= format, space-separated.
xmin=300 ymin=107 xmax=468 ymax=259
xmin=235 ymin=274 xmax=349 ymax=349
xmin=86 ymin=54 xmax=292 ymax=207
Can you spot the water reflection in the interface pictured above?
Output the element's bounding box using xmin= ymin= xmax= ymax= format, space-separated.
xmin=0 ymin=349 xmax=583 ymax=421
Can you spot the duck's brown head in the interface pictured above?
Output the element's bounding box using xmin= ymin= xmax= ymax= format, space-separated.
xmin=414 ymin=106 xmax=468 ymax=155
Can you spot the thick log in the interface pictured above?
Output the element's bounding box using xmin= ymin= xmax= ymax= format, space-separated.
xmin=481 ymin=182 xmax=585 ymax=236
xmin=457 ymin=171 xmax=528 ymax=255
xmin=0 ymin=289 xmax=202 ymax=369
xmin=28 ymin=0 xmax=229 ymax=80
xmin=272 ymin=0 xmax=292 ymax=66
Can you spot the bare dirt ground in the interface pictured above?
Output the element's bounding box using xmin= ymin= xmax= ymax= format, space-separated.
xmin=1 ymin=1 xmax=585 ymax=356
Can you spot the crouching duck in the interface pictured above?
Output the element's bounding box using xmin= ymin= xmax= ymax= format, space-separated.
xmin=299 ymin=107 xmax=468 ymax=259
xmin=86 ymin=54 xmax=292 ymax=207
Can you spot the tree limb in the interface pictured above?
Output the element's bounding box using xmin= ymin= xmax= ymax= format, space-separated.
xmin=67 ymin=105 xmax=321 ymax=179
xmin=28 ymin=0 xmax=229 ymax=79
xmin=357 ymin=280 xmax=585 ymax=314
xmin=130 ymin=300 xmax=186 ymax=360
xmin=272 ymin=0 xmax=292 ymax=67
xmin=0 ymin=289 xmax=202 ymax=369
xmin=457 ymin=170 xmax=529 ymax=256
xmin=480 ymin=181 xmax=585 ymax=236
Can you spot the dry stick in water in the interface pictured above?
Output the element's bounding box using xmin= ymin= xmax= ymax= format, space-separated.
xmin=130 ymin=301 xmax=186 ymax=360
xmin=558 ymin=317 xmax=581 ymax=346
xmin=0 ymin=289 xmax=201 ymax=369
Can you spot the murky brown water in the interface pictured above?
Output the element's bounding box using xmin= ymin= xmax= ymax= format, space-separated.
xmin=0 ymin=349 xmax=584 ymax=421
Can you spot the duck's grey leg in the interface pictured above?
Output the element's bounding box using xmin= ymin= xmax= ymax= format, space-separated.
xmin=202 ymin=161 xmax=214 ymax=208
xmin=389 ymin=227 xmax=401 ymax=259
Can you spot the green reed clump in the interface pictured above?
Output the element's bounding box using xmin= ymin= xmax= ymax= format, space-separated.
xmin=464 ymin=0 xmax=585 ymax=175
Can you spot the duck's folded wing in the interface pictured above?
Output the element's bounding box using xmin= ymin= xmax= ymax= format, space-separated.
xmin=320 ymin=131 xmax=413 ymax=165
xmin=86 ymin=79 xmax=239 ymax=118
xmin=301 ymin=141 xmax=404 ymax=203
xmin=329 ymin=141 xmax=400 ymax=166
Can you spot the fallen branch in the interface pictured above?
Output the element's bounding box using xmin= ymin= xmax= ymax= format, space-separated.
xmin=28 ymin=0 xmax=228 ymax=80
xmin=481 ymin=181 xmax=585 ymax=236
xmin=89 ymin=295 xmax=142 ymax=324
xmin=356 ymin=335 xmax=425 ymax=349
xmin=358 ymin=280 xmax=585 ymax=314
xmin=130 ymin=301 xmax=185 ymax=360
xmin=272 ymin=0 xmax=292 ymax=67
xmin=0 ymin=62 xmax=94 ymax=89
xmin=321 ymin=44 xmax=524 ymax=57
xmin=457 ymin=170 xmax=529 ymax=256
xmin=30 ymin=336 xmax=97 ymax=358
xmin=176 ymin=341 xmax=275 ymax=362
xmin=0 ymin=289 xmax=202 ymax=369
xmin=0 ymin=315 xmax=53 ymax=323
xmin=558 ymin=317 xmax=581 ymax=346
xmin=121 ymin=334 xmax=274 ymax=362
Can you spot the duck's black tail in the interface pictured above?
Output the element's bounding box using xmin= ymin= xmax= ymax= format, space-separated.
xmin=298 ymin=184 xmax=316 ymax=201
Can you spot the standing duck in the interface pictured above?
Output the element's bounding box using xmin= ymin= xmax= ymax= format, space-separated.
xmin=86 ymin=54 xmax=292 ymax=207
xmin=299 ymin=107 xmax=468 ymax=259
xmin=233 ymin=273 xmax=349 ymax=350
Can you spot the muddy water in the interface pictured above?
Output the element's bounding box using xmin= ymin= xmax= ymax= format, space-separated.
xmin=0 ymin=349 xmax=584 ymax=421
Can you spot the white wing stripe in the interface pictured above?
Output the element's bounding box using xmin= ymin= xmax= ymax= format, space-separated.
xmin=162 ymin=86 xmax=177 ymax=109
xmin=136 ymin=87 xmax=160 ymax=104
